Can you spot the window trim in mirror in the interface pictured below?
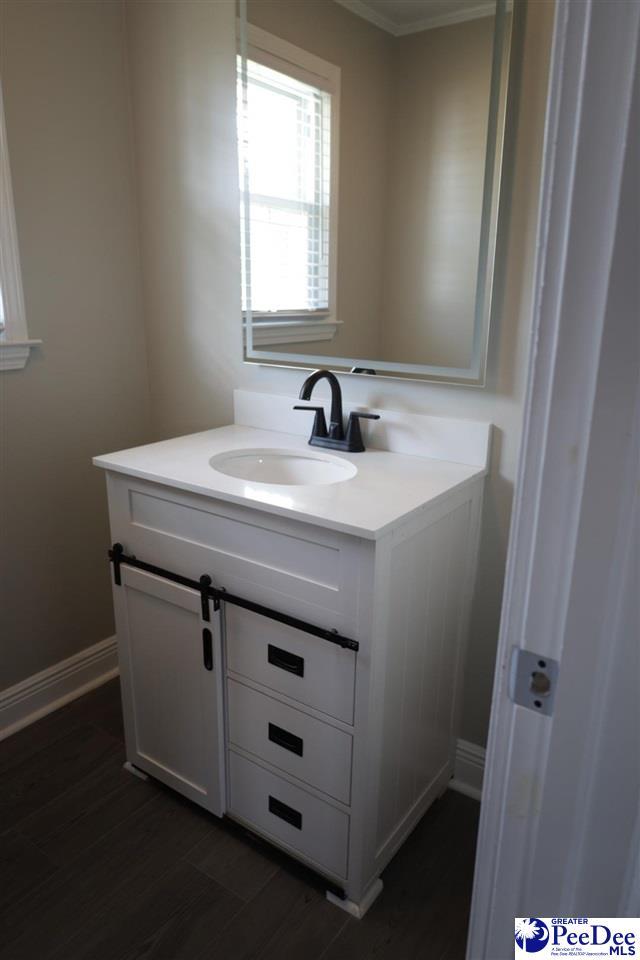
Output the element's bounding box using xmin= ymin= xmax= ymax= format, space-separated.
xmin=238 ymin=0 xmax=523 ymax=387
xmin=239 ymin=24 xmax=342 ymax=348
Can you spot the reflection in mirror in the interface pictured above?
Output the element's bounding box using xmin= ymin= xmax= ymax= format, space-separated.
xmin=238 ymin=0 xmax=516 ymax=384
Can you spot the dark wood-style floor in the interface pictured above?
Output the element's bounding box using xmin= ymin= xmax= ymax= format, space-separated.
xmin=0 ymin=680 xmax=479 ymax=960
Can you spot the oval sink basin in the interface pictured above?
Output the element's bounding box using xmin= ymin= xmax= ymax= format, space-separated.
xmin=209 ymin=449 xmax=357 ymax=486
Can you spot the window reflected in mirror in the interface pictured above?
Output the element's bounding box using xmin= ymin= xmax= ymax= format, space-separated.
xmin=237 ymin=0 xmax=517 ymax=384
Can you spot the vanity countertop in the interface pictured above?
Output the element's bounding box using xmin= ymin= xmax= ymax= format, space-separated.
xmin=93 ymin=424 xmax=486 ymax=540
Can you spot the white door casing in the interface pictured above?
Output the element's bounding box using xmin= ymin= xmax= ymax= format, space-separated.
xmin=467 ymin=0 xmax=640 ymax=956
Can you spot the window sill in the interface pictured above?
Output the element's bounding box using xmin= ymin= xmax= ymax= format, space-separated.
xmin=245 ymin=319 xmax=342 ymax=347
xmin=0 ymin=339 xmax=42 ymax=371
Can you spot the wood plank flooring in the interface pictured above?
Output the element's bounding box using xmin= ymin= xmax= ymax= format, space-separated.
xmin=0 ymin=680 xmax=479 ymax=960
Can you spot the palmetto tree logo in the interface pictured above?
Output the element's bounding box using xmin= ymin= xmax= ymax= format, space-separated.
xmin=515 ymin=918 xmax=550 ymax=953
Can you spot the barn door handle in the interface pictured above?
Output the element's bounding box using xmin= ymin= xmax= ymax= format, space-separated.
xmin=202 ymin=629 xmax=213 ymax=670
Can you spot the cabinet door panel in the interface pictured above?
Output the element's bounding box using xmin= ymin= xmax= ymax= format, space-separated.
xmin=114 ymin=566 xmax=224 ymax=815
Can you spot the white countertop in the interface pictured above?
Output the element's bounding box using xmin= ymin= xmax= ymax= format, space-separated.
xmin=93 ymin=424 xmax=486 ymax=540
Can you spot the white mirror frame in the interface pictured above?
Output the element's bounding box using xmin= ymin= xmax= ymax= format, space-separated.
xmin=0 ymin=80 xmax=40 ymax=370
xmin=240 ymin=0 xmax=521 ymax=386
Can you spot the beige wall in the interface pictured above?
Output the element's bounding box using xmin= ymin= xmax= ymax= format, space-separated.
xmin=127 ymin=0 xmax=555 ymax=746
xmin=246 ymin=0 xmax=392 ymax=360
xmin=0 ymin=0 xmax=151 ymax=688
xmin=381 ymin=16 xmax=494 ymax=368
xmin=125 ymin=0 xmax=241 ymax=438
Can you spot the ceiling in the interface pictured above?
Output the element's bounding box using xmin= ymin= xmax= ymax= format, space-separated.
xmin=334 ymin=0 xmax=497 ymax=35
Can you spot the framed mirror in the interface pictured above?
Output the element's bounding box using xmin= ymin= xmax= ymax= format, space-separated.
xmin=237 ymin=0 xmax=518 ymax=385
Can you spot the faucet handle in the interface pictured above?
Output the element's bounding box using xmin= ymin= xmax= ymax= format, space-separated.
xmin=349 ymin=412 xmax=380 ymax=422
xmin=293 ymin=405 xmax=328 ymax=439
xmin=345 ymin=411 xmax=380 ymax=452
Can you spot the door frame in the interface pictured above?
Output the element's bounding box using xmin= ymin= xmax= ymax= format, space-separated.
xmin=466 ymin=0 xmax=639 ymax=955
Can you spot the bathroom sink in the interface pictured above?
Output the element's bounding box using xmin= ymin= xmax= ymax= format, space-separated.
xmin=209 ymin=448 xmax=357 ymax=486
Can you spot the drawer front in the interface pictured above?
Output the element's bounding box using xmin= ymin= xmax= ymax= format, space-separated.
xmin=227 ymin=679 xmax=353 ymax=804
xmin=128 ymin=487 xmax=340 ymax=588
xmin=228 ymin=751 xmax=349 ymax=879
xmin=107 ymin=475 xmax=366 ymax=626
xmin=225 ymin=605 xmax=356 ymax=724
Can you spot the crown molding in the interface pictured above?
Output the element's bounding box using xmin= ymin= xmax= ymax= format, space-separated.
xmin=334 ymin=0 xmax=497 ymax=36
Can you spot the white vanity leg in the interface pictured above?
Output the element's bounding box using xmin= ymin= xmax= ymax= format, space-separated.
xmin=326 ymin=878 xmax=383 ymax=919
xmin=123 ymin=760 xmax=149 ymax=781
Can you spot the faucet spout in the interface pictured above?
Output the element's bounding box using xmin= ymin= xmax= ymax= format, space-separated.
xmin=298 ymin=369 xmax=345 ymax=440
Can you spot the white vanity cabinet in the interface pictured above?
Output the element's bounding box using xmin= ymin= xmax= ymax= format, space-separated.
xmin=101 ymin=450 xmax=484 ymax=916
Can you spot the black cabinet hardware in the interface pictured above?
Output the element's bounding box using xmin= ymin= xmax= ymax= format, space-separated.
xmin=198 ymin=573 xmax=211 ymax=623
xmin=220 ymin=591 xmax=356 ymax=650
xmin=199 ymin=575 xmax=212 ymax=621
xmin=268 ymin=722 xmax=303 ymax=756
xmin=202 ymin=629 xmax=213 ymax=670
xmin=108 ymin=544 xmax=358 ymax=652
xmin=268 ymin=644 xmax=304 ymax=677
xmin=268 ymin=795 xmax=302 ymax=830
xmin=110 ymin=541 xmax=124 ymax=586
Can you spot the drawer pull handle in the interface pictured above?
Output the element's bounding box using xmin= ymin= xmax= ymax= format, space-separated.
xmin=268 ymin=722 xmax=304 ymax=757
xmin=202 ymin=629 xmax=213 ymax=671
xmin=268 ymin=795 xmax=302 ymax=830
xmin=268 ymin=644 xmax=304 ymax=678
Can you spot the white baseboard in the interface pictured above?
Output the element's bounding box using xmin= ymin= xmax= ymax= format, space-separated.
xmin=0 ymin=637 xmax=119 ymax=742
xmin=450 ymin=738 xmax=486 ymax=801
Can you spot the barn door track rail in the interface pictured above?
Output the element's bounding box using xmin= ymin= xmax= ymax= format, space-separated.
xmin=108 ymin=543 xmax=359 ymax=652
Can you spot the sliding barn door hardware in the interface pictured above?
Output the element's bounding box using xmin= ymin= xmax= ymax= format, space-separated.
xmin=199 ymin=575 xmax=213 ymax=621
xmin=108 ymin=543 xmax=359 ymax=652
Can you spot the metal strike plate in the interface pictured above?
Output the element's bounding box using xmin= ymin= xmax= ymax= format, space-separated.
xmin=508 ymin=647 xmax=559 ymax=716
